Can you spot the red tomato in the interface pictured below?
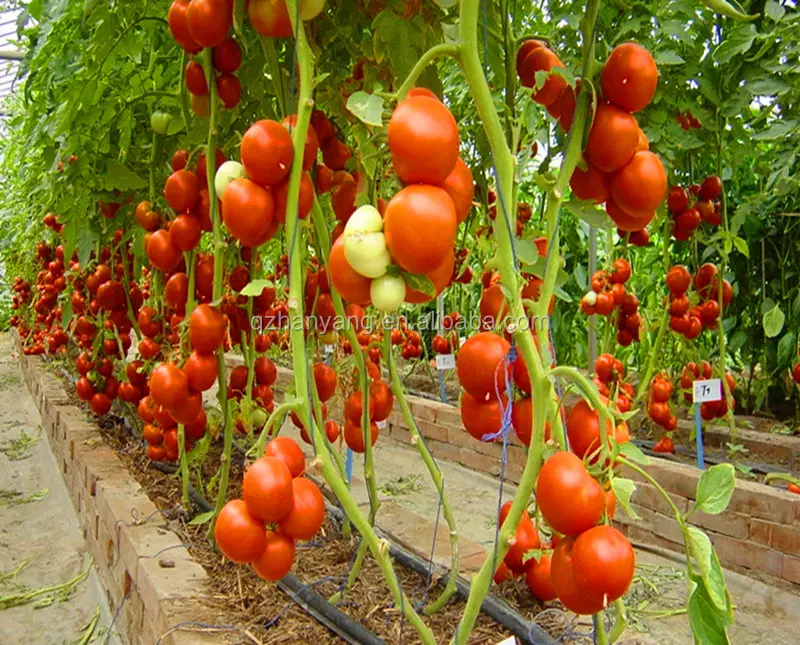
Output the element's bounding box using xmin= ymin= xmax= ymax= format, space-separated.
xmin=566 ymin=398 xmax=629 ymax=460
xmin=240 ymin=119 xmax=294 ymax=187
xmin=248 ymin=0 xmax=292 ymax=38
xmin=667 ymin=185 xmax=689 ymax=214
xmin=572 ymin=525 xmax=635 ymax=602
xmin=164 ymin=169 xmax=200 ymax=213
xmin=313 ymin=363 xmax=337 ymax=402
xmin=585 ymin=104 xmax=639 ymax=173
xmin=215 ymin=499 xmax=267 ymax=563
xmin=212 ymin=35 xmax=241 ymax=73
xmin=251 ymin=531 xmax=295 ymax=580
xmin=515 ymin=39 xmax=545 ymax=85
xmin=76 ymin=377 xmax=94 ymax=401
xmin=700 ymin=175 xmax=723 ymax=201
xmin=186 ymin=0 xmax=232 ymax=48
xmin=90 ymin=392 xmax=112 ymax=416
xmin=456 ymin=332 xmax=510 ymax=401
xmin=221 ymin=178 xmax=275 ymax=247
xmin=503 ymin=510 xmax=541 ymax=574
xmin=387 ymin=96 xmax=459 ymax=185
xmin=511 ymin=397 xmax=551 ymax=446
xmin=524 ymin=552 xmax=558 ymax=601
xmin=216 ymin=73 xmax=241 ymax=109
xmin=146 ymin=229 xmax=182 ymax=272
xmin=168 ymin=0 xmax=201 ymax=52
xmin=601 ymin=42 xmax=658 ymax=112
xmin=282 ymin=115 xmax=319 ymax=170
xmin=524 ymin=47 xmax=566 ymax=106
xmin=184 ymin=60 xmax=208 ymax=96
xmin=536 ymin=451 xmax=604 ymax=536
xmin=242 ymin=456 xmax=294 ymax=522
xmin=460 ymin=392 xmax=506 ymax=441
xmin=610 ymin=151 xmax=667 ymax=218
xmin=170 ymin=214 xmax=202 ymax=252
xmin=278 ymin=477 xmax=325 ymax=540
xmin=550 ymin=537 xmax=606 ymax=614
xmin=265 ymin=437 xmax=306 ymax=478
xmin=343 ymin=418 xmax=379 ymax=453
xmin=440 ymin=157 xmax=475 ymax=224
xmin=149 ymin=363 xmax=189 ymax=410
xmin=569 ymin=165 xmax=610 ymax=204
xmin=189 ymin=304 xmax=226 ymax=354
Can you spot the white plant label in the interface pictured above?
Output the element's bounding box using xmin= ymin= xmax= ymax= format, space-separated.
xmin=495 ymin=637 xmax=517 ymax=645
xmin=324 ymin=344 xmax=335 ymax=355
xmin=436 ymin=354 xmax=456 ymax=370
xmin=693 ymin=378 xmax=722 ymax=403
xmin=377 ymin=420 xmax=387 ymax=430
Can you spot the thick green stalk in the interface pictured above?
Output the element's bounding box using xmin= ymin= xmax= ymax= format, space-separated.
xmin=260 ymin=36 xmax=287 ymax=116
xmin=201 ymin=47 xmax=231 ymax=542
xmin=254 ymin=399 xmax=302 ymax=456
xmin=451 ymin=0 xmax=600 ymax=641
xmin=287 ymin=13 xmax=434 ymax=643
xmin=384 ymin=328 xmax=459 ymax=614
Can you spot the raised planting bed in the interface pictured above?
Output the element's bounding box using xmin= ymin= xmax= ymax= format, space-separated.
xmin=17 ymin=337 xmax=576 ymax=645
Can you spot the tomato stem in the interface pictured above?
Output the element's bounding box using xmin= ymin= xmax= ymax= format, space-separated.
xmin=384 ymin=327 xmax=460 ymax=615
xmin=393 ymin=44 xmax=460 ymax=101
xmin=253 ymin=399 xmax=303 ymax=457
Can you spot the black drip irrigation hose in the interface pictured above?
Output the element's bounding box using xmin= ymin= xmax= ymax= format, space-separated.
xmin=324 ymin=505 xmax=557 ymax=645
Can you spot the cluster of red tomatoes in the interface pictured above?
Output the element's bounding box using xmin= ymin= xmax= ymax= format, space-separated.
xmin=592 ymin=353 xmax=635 ymax=414
xmin=580 ymin=259 xmax=642 ymax=347
xmin=518 ymin=40 xmax=665 ymax=237
xmin=341 ymin=374 xmax=394 ymax=453
xmin=667 ymin=175 xmax=724 ymax=241
xmin=390 ymin=323 xmax=424 ymax=360
xmin=432 ymin=332 xmax=457 ymax=355
xmin=679 ymin=361 xmax=736 ymax=421
xmin=215 ymin=437 xmax=325 ymax=581
xmin=482 ymin=197 xmax=533 ymax=239
xmin=646 ymin=374 xmax=677 ymax=436
xmin=676 ymin=110 xmax=702 ymax=131
xmin=184 ymin=36 xmax=242 ymax=113
xmin=666 ymin=263 xmax=732 ymax=339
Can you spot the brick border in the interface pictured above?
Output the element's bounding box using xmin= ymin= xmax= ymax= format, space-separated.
xmin=15 ymin=338 xmax=219 ymax=645
xmin=243 ymin=355 xmax=800 ymax=589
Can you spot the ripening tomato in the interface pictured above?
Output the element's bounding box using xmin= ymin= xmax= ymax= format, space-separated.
xmin=251 ymin=530 xmax=295 ymax=580
xmin=147 ymin=444 xmax=167 ymax=461
xmin=585 ymin=103 xmax=639 ymax=173
xmin=512 ymin=356 xmax=532 ymax=394
xmin=184 ymin=60 xmax=208 ymax=95
xmin=265 ymin=437 xmax=305 ymax=478
xmin=168 ymin=0 xmax=201 ymax=52
xmin=369 ymin=380 xmax=393 ymax=422
xmin=384 ymin=185 xmax=457 ymax=274
xmin=215 ymin=499 xmax=267 ymax=563
xmin=329 ymin=235 xmax=372 ymax=305
xmin=550 ymin=537 xmax=606 ymax=614
xmin=601 ymin=42 xmax=658 ymax=112
xmin=146 ymin=229 xmax=182 ymax=272
xmin=524 ymin=47 xmax=566 ymax=106
xmin=164 ymin=169 xmax=200 ymax=213
xmin=216 ymin=73 xmax=241 ymax=109
xmin=313 ymin=363 xmax=337 ymax=402
xmin=183 ymin=351 xmax=218 ymax=392
xmin=666 ymin=265 xmax=691 ymax=295
xmin=272 ymin=171 xmax=314 ymax=223
xmin=700 ymin=175 xmax=722 ymax=201
xmin=90 ymin=392 xmax=112 ymax=416
xmin=515 ymin=39 xmax=545 ymax=85
xmin=278 ymin=477 xmax=325 ymax=540
xmin=343 ymin=418 xmax=379 ymax=453
xmin=170 ymin=214 xmax=202 ymax=251
xmin=536 ymin=451 xmax=604 ymax=536
xmin=667 ymin=185 xmax=689 ymax=214
xmin=572 ymin=525 xmax=635 ymax=602
xmin=441 ymin=158 xmax=475 ymax=224
xmin=221 ymin=178 xmax=275 ymax=247
xmin=511 ymin=397 xmax=551 ymax=447
xmin=460 ymin=392 xmax=506 ymax=441
xmin=212 ymin=35 xmax=241 ymax=73
xmin=503 ymin=510 xmax=540 ymax=574
xmin=525 ymin=552 xmax=557 ymax=601
xmin=240 ymin=119 xmax=294 ymax=187
xmin=186 ymin=0 xmax=232 ymax=48
xmin=189 ymin=304 xmax=226 ymax=354
xmin=566 ymin=397 xmax=629 ymax=460
xmin=282 ymin=115 xmax=319 ymax=170
xmin=164 ymin=273 xmax=189 ymax=313
xmin=242 ymin=456 xmax=294 ymax=522
xmin=149 ymin=363 xmax=189 ymax=410
xmin=694 ymin=263 xmax=718 ymax=299
xmin=610 ymin=151 xmax=667 ymax=218
xmin=570 ymin=165 xmax=609 ymax=204
xmin=456 ymin=332 xmax=510 ymax=401
xmin=248 ymin=0 xmax=292 ymax=38
xmin=169 ymin=390 xmax=203 ymax=425
xmin=387 ymin=96 xmax=459 ymax=185
xmin=605 ymin=198 xmax=653 ymax=232
xmin=76 ymin=376 xmax=94 ymax=401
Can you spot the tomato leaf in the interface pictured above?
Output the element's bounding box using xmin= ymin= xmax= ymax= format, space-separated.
xmin=619 ymin=442 xmax=650 ymax=466
xmin=401 ymin=271 xmax=435 ymax=298
xmin=104 ymin=159 xmax=146 ymax=191
xmin=762 ymin=304 xmax=785 ymax=338
xmin=610 ymin=477 xmax=640 ymax=520
xmin=687 ymin=573 xmax=733 ymax=645
xmin=563 ymin=198 xmax=609 ymax=230
xmin=346 ymin=91 xmax=384 ymax=128
xmin=655 ymin=50 xmax=684 ymax=65
xmin=240 ymin=279 xmax=274 ymax=297
xmin=516 ymin=242 xmax=545 ymax=270
xmin=521 ymin=548 xmax=544 ymax=565
xmin=694 ymin=464 xmax=735 ymax=515
xmin=686 ymin=526 xmax=730 ymax=612
xmin=188 ymin=510 xmax=215 ymax=526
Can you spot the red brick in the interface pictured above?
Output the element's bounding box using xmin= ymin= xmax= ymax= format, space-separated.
xmin=458 ymin=447 xmax=501 ymax=476
xmin=770 ymin=523 xmax=800 ymax=555
xmin=631 ymin=480 xmax=689 ymax=516
xmin=473 ymin=437 xmax=504 ymax=459
xmin=436 ymin=404 xmax=462 ymax=428
xmin=750 ymin=518 xmax=774 ymax=546
xmin=625 ymin=524 xmax=683 ymax=555
xmin=711 ymin=533 xmax=783 ymax=577
xmin=410 ymin=398 xmax=437 ymax=423
xmin=621 ymin=458 xmax=700 ymax=500
xmin=690 ymin=510 xmax=750 ymax=540
xmin=416 ymin=419 xmax=448 ymax=443
xmin=783 ymin=554 xmax=800 ymax=584
xmin=427 ymin=438 xmax=461 ymax=463
xmin=728 ymin=478 xmax=796 ymax=524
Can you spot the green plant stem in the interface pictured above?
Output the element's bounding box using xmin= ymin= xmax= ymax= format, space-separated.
xmin=594 ymin=613 xmax=609 ymax=645
xmin=178 ymin=50 xmax=191 ymax=131
xmin=201 ymin=47 xmax=231 ymax=543
xmin=608 ymin=599 xmax=627 ymax=643
xmin=260 ymin=36 xmax=287 ymax=116
xmin=636 ymin=307 xmax=670 ymax=405
xmin=286 ymin=13 xmax=434 ymax=643
xmin=393 ymin=44 xmax=460 ymax=101
xmin=764 ymin=472 xmax=800 ymax=486
xmin=254 ymin=399 xmax=302 ymax=456
xmin=177 ymin=424 xmax=190 ymax=507
xmin=384 ymin=328 xmax=459 ymax=615
xmin=148 ymin=130 xmax=158 ymax=204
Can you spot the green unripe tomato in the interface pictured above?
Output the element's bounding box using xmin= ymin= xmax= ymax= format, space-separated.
xmin=150 ymin=111 xmax=171 ymax=135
